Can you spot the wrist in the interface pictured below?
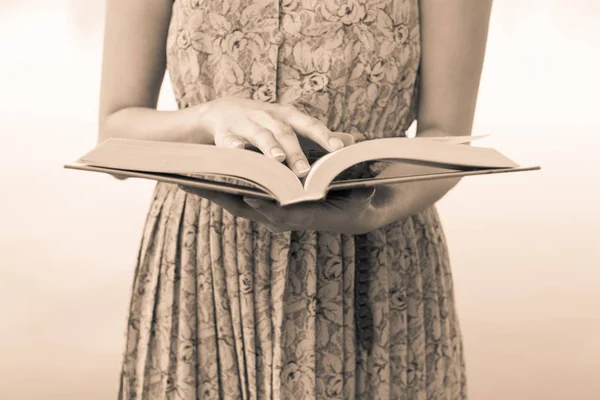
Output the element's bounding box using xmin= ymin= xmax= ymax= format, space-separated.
xmin=181 ymin=103 xmax=215 ymax=145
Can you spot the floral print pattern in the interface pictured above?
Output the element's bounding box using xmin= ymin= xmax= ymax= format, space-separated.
xmin=118 ymin=0 xmax=467 ymax=399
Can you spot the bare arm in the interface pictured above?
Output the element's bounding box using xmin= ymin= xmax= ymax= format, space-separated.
xmin=98 ymin=0 xmax=350 ymax=180
xmin=373 ymin=0 xmax=494 ymax=224
xmin=98 ymin=0 xmax=213 ymax=144
xmin=416 ymin=0 xmax=493 ymax=137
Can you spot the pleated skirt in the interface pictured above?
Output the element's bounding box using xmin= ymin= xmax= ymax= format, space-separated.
xmin=117 ymin=182 xmax=467 ymax=399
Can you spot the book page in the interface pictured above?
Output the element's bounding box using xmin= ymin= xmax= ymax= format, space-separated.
xmin=302 ymin=137 xmax=519 ymax=202
xmin=77 ymin=138 xmax=306 ymax=203
xmin=323 ymin=135 xmax=488 ymax=183
xmin=70 ymin=135 xmax=521 ymax=206
xmin=184 ymin=173 xmax=268 ymax=191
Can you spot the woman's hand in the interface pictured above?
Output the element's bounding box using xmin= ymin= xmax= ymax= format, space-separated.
xmin=178 ymin=185 xmax=386 ymax=235
xmin=369 ymin=160 xmax=462 ymax=222
xmin=180 ymin=160 xmax=462 ymax=234
xmin=107 ymin=97 xmax=353 ymax=181
xmin=196 ymin=96 xmax=353 ymax=178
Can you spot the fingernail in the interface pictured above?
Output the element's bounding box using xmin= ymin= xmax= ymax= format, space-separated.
xmin=270 ymin=146 xmax=285 ymax=159
xmin=367 ymin=187 xmax=376 ymax=200
xmin=231 ymin=139 xmax=245 ymax=148
xmin=328 ymin=137 xmax=344 ymax=150
xmin=244 ymin=198 xmax=261 ymax=208
xmin=294 ymin=159 xmax=310 ymax=174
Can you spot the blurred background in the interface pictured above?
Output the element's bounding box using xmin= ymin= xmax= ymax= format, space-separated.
xmin=1 ymin=0 xmax=599 ymax=399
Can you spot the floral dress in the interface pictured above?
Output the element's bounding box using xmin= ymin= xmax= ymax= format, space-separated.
xmin=118 ymin=0 xmax=468 ymax=399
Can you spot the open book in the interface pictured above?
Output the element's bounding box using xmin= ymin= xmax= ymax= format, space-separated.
xmin=64 ymin=135 xmax=539 ymax=206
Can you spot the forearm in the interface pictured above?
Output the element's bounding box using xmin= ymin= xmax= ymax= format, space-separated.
xmin=376 ymin=0 xmax=493 ymax=224
xmin=98 ymin=0 xmax=213 ymax=145
xmin=99 ymin=105 xmax=214 ymax=145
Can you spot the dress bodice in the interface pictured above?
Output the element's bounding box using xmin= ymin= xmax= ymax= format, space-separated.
xmin=166 ymin=0 xmax=421 ymax=177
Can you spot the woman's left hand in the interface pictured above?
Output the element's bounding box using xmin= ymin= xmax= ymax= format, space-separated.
xmin=178 ymin=185 xmax=397 ymax=235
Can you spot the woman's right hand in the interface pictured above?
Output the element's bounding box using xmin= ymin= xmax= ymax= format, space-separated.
xmin=195 ymin=96 xmax=353 ymax=178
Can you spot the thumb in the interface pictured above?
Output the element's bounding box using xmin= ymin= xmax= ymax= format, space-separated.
xmin=326 ymin=186 xmax=375 ymax=202
xmin=350 ymin=186 xmax=376 ymax=202
xmin=341 ymin=186 xmax=377 ymax=211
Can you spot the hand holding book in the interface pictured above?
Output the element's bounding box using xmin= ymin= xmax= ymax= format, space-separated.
xmin=175 ymin=131 xmax=466 ymax=234
xmin=65 ymin=128 xmax=540 ymax=207
xmin=180 ymin=184 xmax=381 ymax=234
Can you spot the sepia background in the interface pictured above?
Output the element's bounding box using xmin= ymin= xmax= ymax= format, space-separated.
xmin=1 ymin=0 xmax=598 ymax=399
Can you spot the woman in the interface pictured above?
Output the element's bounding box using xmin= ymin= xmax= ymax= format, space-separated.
xmin=99 ymin=0 xmax=492 ymax=398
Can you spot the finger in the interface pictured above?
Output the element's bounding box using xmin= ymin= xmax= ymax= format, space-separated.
xmin=243 ymin=197 xmax=316 ymax=228
xmin=229 ymin=118 xmax=287 ymax=163
xmin=326 ymin=187 xmax=377 ymax=211
xmin=278 ymin=105 xmax=345 ymax=152
xmin=351 ymin=186 xmax=377 ymax=201
xmin=179 ymin=186 xmax=273 ymax=225
xmin=218 ymin=134 xmax=247 ymax=149
xmin=347 ymin=187 xmax=377 ymax=209
xmin=327 ymin=186 xmax=375 ymax=201
xmin=190 ymin=188 xmax=289 ymax=232
xmin=248 ymin=110 xmax=312 ymax=177
xmin=331 ymin=131 xmax=356 ymax=147
xmin=297 ymin=131 xmax=355 ymax=158
xmin=179 ymin=186 xmax=240 ymax=208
